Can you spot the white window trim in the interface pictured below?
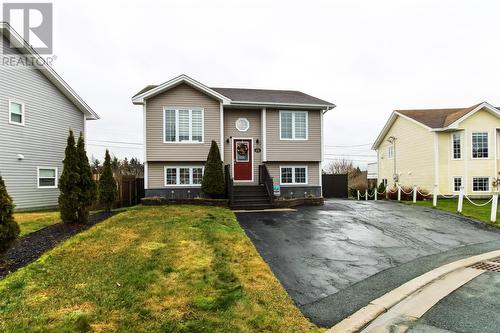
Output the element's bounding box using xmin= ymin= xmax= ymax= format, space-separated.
xmin=235 ymin=118 xmax=250 ymax=132
xmin=37 ymin=167 xmax=58 ymax=189
xmin=279 ymin=110 xmax=308 ymax=140
xmin=451 ymin=176 xmax=462 ymax=193
xmin=162 ymin=107 xmax=204 ymax=144
xmin=387 ymin=144 xmax=394 ymax=160
xmin=471 ymin=176 xmax=490 ymax=193
xmin=451 ymin=132 xmax=462 ymax=160
xmin=471 ymin=131 xmax=490 ymax=160
xmin=163 ymin=166 xmax=204 ymax=187
xmin=9 ymin=99 xmax=25 ymax=126
xmin=279 ymin=165 xmax=308 ymax=185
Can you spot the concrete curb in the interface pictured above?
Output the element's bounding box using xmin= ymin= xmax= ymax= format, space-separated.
xmin=326 ymin=249 xmax=500 ymax=333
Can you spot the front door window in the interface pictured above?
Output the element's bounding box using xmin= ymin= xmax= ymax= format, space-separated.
xmin=236 ymin=141 xmax=249 ymax=162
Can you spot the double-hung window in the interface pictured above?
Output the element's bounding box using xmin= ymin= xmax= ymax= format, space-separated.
xmin=472 ymin=177 xmax=489 ymax=192
xmin=280 ymin=166 xmax=308 ymax=185
xmin=280 ymin=111 xmax=308 ymax=140
xmin=164 ymin=108 xmax=203 ymax=143
xmin=164 ymin=166 xmax=204 ymax=186
xmin=472 ymin=132 xmax=488 ymax=158
xmin=387 ymin=145 xmax=394 ymax=159
xmin=452 ymin=133 xmax=461 ymax=159
xmin=37 ymin=167 xmax=57 ymax=188
xmin=452 ymin=177 xmax=462 ymax=192
xmin=9 ymin=100 xmax=25 ymax=125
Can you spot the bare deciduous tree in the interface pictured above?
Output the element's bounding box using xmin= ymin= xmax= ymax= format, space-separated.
xmin=323 ymin=158 xmax=355 ymax=175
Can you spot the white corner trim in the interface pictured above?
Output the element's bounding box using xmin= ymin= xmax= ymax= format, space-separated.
xmin=220 ymin=103 xmax=224 ymax=162
xmin=262 ymin=108 xmax=267 ymax=162
xmin=434 ymin=132 xmax=439 ymax=188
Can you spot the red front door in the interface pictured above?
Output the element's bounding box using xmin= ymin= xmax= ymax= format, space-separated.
xmin=233 ymin=139 xmax=252 ymax=181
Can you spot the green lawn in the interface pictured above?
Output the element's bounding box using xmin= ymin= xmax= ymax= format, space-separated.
xmin=411 ymin=198 xmax=500 ymax=227
xmin=0 ymin=205 xmax=321 ymax=333
xmin=14 ymin=210 xmax=61 ymax=236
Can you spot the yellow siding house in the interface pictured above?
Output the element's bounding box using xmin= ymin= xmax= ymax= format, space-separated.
xmin=372 ymin=102 xmax=500 ymax=196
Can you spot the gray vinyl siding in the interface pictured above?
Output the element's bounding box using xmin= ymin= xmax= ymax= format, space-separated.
xmin=148 ymin=161 xmax=205 ymax=188
xmin=266 ymin=109 xmax=321 ymax=161
xmin=223 ymin=108 xmax=262 ymax=185
xmin=145 ymin=83 xmax=221 ymax=162
xmin=0 ymin=36 xmax=85 ymax=210
xmin=265 ymin=162 xmax=320 ymax=186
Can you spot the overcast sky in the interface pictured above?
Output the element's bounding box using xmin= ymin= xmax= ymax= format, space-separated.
xmin=26 ymin=0 xmax=500 ymax=168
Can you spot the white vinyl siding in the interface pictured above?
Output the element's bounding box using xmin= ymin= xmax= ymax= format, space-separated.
xmin=472 ymin=132 xmax=488 ymax=159
xmin=280 ymin=166 xmax=308 ymax=185
xmin=280 ymin=111 xmax=308 ymax=140
xmin=452 ymin=133 xmax=461 ymax=159
xmin=163 ymin=108 xmax=204 ymax=143
xmin=37 ymin=167 xmax=57 ymax=188
xmin=9 ymin=100 xmax=25 ymax=126
xmin=164 ymin=166 xmax=204 ymax=186
xmin=472 ymin=177 xmax=489 ymax=192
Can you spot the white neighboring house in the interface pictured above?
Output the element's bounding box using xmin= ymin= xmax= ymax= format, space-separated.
xmin=367 ymin=162 xmax=378 ymax=182
xmin=0 ymin=23 xmax=99 ymax=210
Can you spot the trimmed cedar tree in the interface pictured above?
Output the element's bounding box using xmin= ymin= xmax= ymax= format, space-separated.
xmin=201 ymin=140 xmax=225 ymax=198
xmin=76 ymin=133 xmax=97 ymax=223
xmin=58 ymin=130 xmax=81 ymax=224
xmin=98 ymin=149 xmax=117 ymax=212
xmin=0 ymin=176 xmax=20 ymax=252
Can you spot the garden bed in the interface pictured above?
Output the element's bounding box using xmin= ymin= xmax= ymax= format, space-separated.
xmin=141 ymin=196 xmax=229 ymax=207
xmin=0 ymin=211 xmax=117 ymax=279
xmin=273 ymin=197 xmax=324 ymax=208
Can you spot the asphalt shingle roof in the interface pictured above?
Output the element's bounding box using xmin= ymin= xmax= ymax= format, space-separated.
xmin=396 ymin=103 xmax=498 ymax=128
xmin=133 ymin=84 xmax=334 ymax=106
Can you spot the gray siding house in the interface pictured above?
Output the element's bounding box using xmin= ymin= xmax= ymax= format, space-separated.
xmin=0 ymin=23 xmax=99 ymax=210
xmin=132 ymin=75 xmax=334 ymax=208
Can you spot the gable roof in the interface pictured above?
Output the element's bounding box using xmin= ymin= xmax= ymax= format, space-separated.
xmin=0 ymin=22 xmax=99 ymax=120
xmin=132 ymin=74 xmax=335 ymax=110
xmin=372 ymin=101 xmax=500 ymax=149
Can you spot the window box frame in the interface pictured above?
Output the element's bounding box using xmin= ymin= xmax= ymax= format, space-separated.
xmin=279 ymin=165 xmax=308 ymax=185
xmin=9 ymin=99 xmax=25 ymax=126
xmin=37 ymin=167 xmax=58 ymax=189
xmin=163 ymin=166 xmax=205 ymax=187
xmin=162 ymin=107 xmax=204 ymax=144
xmin=279 ymin=111 xmax=309 ymax=141
xmin=471 ymin=176 xmax=490 ymax=193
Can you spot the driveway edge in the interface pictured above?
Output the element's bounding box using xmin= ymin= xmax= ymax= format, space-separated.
xmin=326 ymin=249 xmax=500 ymax=333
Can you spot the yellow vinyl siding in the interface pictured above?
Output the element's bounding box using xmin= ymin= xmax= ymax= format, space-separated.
xmin=377 ymin=107 xmax=500 ymax=196
xmin=377 ymin=116 xmax=434 ymax=191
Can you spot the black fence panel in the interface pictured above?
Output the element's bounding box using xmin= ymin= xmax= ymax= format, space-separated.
xmin=322 ymin=174 xmax=348 ymax=198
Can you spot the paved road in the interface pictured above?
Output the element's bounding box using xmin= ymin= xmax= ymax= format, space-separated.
xmin=409 ymin=271 xmax=500 ymax=333
xmin=236 ymin=199 xmax=500 ymax=327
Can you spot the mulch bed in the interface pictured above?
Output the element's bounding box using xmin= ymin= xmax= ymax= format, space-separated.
xmin=0 ymin=211 xmax=118 ymax=279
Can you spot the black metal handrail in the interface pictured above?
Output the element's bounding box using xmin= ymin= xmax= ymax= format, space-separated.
xmin=224 ymin=164 xmax=234 ymax=205
xmin=259 ymin=164 xmax=274 ymax=204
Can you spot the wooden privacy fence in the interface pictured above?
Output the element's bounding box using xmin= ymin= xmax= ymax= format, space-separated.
xmin=118 ymin=176 xmax=145 ymax=207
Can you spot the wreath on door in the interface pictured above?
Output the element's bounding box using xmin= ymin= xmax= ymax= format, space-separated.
xmin=237 ymin=142 xmax=249 ymax=156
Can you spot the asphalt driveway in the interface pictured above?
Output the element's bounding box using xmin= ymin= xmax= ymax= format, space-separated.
xmin=236 ymin=199 xmax=500 ymax=327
